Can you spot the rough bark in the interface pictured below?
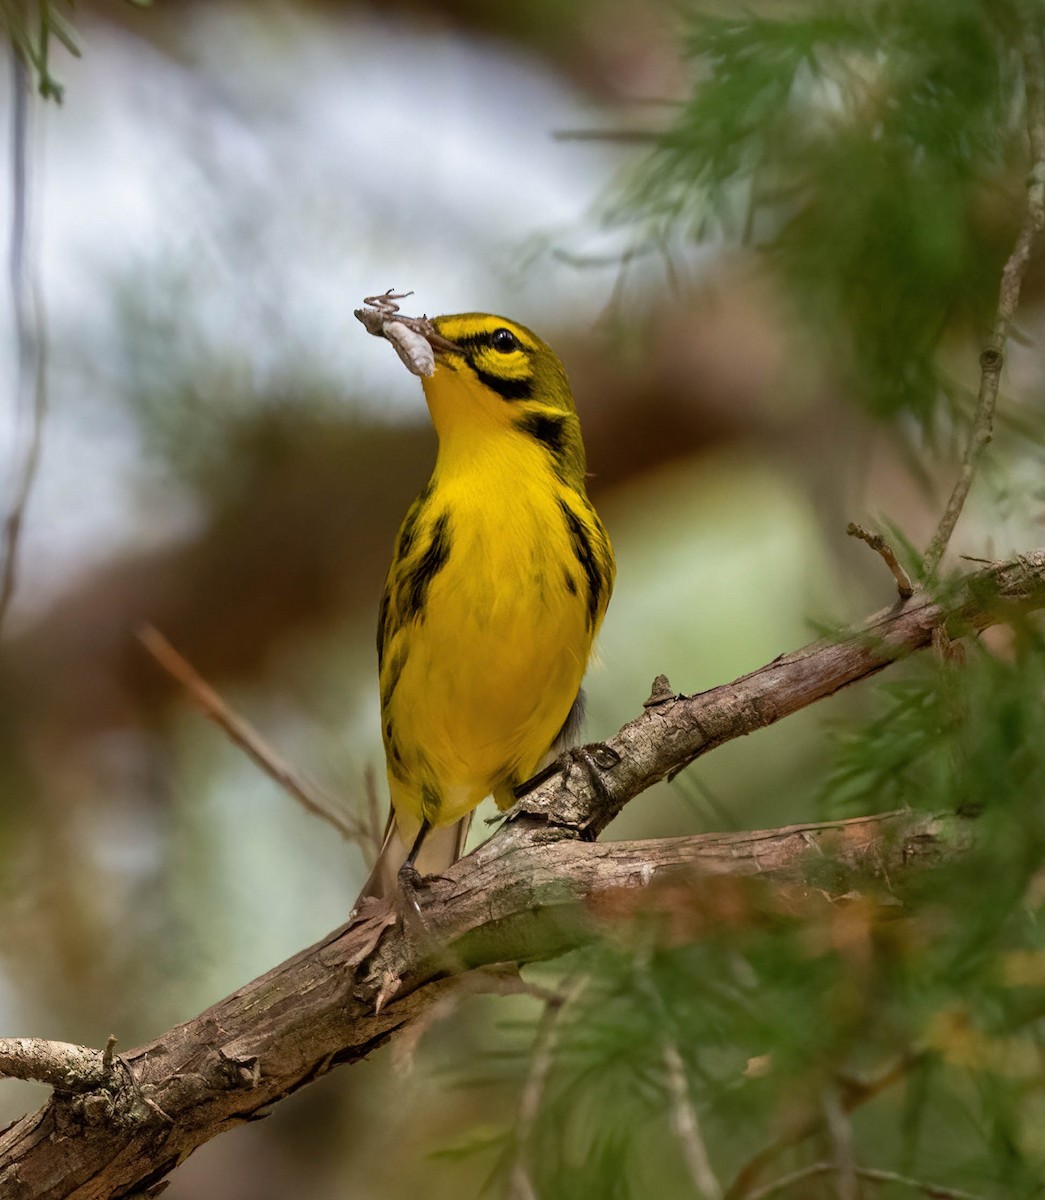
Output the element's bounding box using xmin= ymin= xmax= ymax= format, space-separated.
xmin=0 ymin=550 xmax=1042 ymax=1199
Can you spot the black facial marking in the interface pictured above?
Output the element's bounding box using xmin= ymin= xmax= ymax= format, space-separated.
xmin=516 ymin=412 xmax=566 ymax=458
xmin=473 ymin=366 xmax=533 ymax=401
xmin=558 ymin=500 xmax=603 ymax=626
xmin=403 ymin=512 xmax=452 ymax=620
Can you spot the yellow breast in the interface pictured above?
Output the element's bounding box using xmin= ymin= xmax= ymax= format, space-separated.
xmin=381 ymin=434 xmax=595 ymax=827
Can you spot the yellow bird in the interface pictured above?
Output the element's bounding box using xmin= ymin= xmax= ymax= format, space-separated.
xmin=357 ymin=308 xmax=615 ymax=902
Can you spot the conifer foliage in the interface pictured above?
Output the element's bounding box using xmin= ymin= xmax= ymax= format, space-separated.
xmin=468 ymin=4 xmax=1045 ymax=1197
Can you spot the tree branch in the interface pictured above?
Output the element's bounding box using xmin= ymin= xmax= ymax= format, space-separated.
xmin=137 ymin=625 xmax=368 ymax=847
xmin=0 ymin=1041 xmax=112 ymax=1093
xmin=724 ymin=1051 xmax=926 ymax=1199
xmin=0 ymin=549 xmax=1042 ymax=1198
xmin=505 ymin=548 xmax=1045 ymax=839
xmin=744 ymin=1161 xmax=987 ymax=1200
xmin=846 ymin=523 xmax=914 ymax=599
xmin=923 ymin=30 xmax=1045 ymax=576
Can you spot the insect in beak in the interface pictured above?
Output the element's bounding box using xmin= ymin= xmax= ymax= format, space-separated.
xmin=355 ymin=290 xmax=461 ymax=378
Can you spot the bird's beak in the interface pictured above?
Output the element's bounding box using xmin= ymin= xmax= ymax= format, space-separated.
xmin=355 ymin=295 xmax=462 ymax=379
xmin=424 ymin=326 xmax=462 ymax=357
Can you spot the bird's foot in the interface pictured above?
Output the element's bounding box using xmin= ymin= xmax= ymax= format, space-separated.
xmin=506 ymin=739 xmax=619 ymax=835
xmin=510 ymin=744 xmax=620 ymax=820
xmin=396 ymin=862 xmax=428 ymax=923
xmin=396 ymin=863 xmax=454 ymax=945
xmin=561 ymin=744 xmax=617 ymax=810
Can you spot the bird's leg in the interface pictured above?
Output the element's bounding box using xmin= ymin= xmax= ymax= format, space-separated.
xmin=397 ymin=817 xmax=431 ymax=916
xmin=397 ymin=817 xmax=457 ymax=923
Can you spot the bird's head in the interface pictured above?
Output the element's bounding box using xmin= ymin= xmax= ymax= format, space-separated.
xmin=421 ymin=313 xmax=585 ymax=484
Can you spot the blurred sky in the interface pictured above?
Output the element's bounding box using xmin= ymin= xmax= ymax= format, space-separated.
xmin=0 ymin=2 xmax=650 ymax=613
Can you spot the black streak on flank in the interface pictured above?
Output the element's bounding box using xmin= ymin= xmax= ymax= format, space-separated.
xmin=473 ymin=366 xmax=533 ymax=401
xmin=517 ymin=412 xmax=566 ymax=461
xmin=563 ymin=569 xmax=578 ymax=596
xmin=403 ymin=512 xmax=452 ymax=621
xmin=558 ymin=500 xmax=602 ymax=626
xmin=376 ymin=589 xmax=391 ymax=665
xmin=380 ymin=647 xmax=405 ymax=712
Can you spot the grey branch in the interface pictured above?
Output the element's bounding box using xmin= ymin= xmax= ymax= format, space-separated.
xmin=0 ymin=1040 xmax=111 ymax=1092
xmin=0 ymin=549 xmax=1043 ymax=1198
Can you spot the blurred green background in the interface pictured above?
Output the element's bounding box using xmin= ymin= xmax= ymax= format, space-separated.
xmin=2 ymin=1 xmax=1045 ymax=1196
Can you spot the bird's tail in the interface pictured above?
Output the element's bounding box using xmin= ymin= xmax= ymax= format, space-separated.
xmin=354 ymin=812 xmax=472 ymax=907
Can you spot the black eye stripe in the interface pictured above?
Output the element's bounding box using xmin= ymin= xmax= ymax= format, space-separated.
xmin=473 ymin=367 xmax=532 ymax=401
xmin=448 ymin=327 xmax=533 ymax=399
xmin=454 ymin=330 xmax=528 ymax=354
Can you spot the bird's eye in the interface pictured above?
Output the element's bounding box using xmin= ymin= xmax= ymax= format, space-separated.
xmin=491 ymin=327 xmax=519 ymax=353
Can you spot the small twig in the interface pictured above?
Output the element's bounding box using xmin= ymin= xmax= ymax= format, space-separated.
xmin=854 ymin=1166 xmax=988 ymax=1200
xmin=822 ymin=1088 xmax=857 ymax=1200
xmin=137 ymin=625 xmax=367 ymax=846
xmin=0 ymin=35 xmax=48 ymax=637
xmin=508 ymin=977 xmax=588 ymax=1200
xmin=745 ymin=1161 xmax=987 ymax=1200
xmin=847 ymin=523 xmax=915 ymax=598
xmin=923 ymin=29 xmax=1045 ymax=576
xmin=661 ymin=1035 xmax=722 ymax=1198
xmin=724 ymin=1053 xmax=921 ymax=1198
xmin=634 ymin=956 xmax=722 ymax=1198
xmin=102 ymin=1035 xmax=118 ymax=1075
xmin=552 ymin=127 xmax=661 ymax=143
xmin=0 ymin=1037 xmax=110 ymax=1091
